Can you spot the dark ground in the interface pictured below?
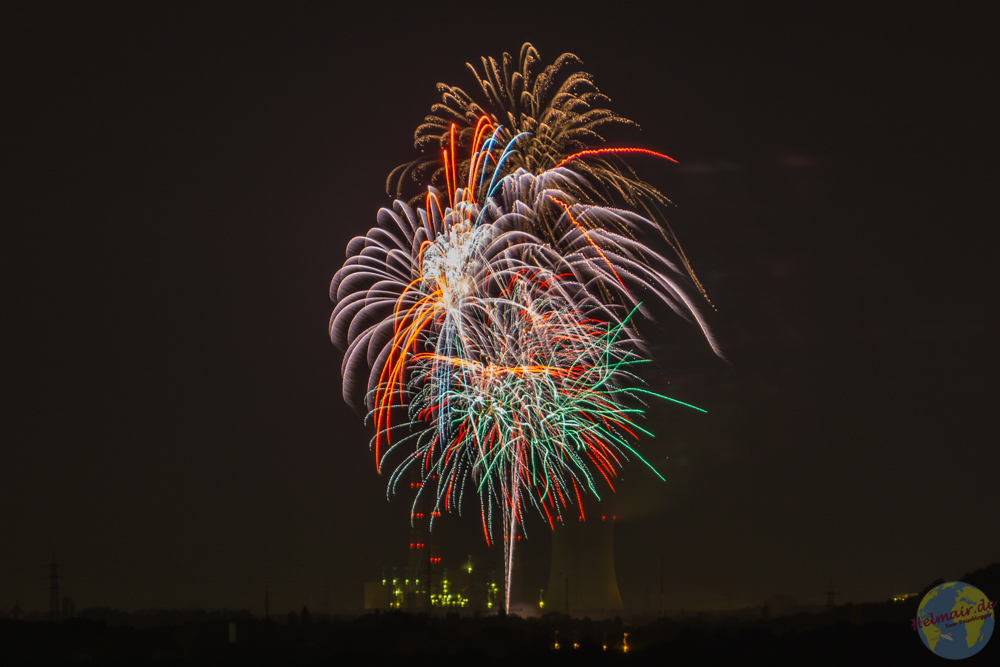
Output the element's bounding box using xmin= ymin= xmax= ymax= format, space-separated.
xmin=3 ymin=563 xmax=996 ymax=665
xmin=0 ymin=609 xmax=991 ymax=666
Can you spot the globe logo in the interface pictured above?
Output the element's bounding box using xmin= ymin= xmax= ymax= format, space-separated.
xmin=913 ymin=582 xmax=994 ymax=659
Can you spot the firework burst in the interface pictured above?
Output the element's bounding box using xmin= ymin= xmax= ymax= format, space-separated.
xmin=329 ymin=46 xmax=719 ymax=612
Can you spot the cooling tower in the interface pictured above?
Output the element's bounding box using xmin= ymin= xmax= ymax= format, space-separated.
xmin=545 ymin=516 xmax=623 ymax=617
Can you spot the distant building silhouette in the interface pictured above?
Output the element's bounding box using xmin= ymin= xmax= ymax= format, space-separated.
xmin=826 ymin=577 xmax=838 ymax=611
xmin=364 ymin=470 xmax=498 ymax=613
xmin=365 ymin=557 xmax=496 ymax=613
xmin=763 ymin=594 xmax=799 ymax=617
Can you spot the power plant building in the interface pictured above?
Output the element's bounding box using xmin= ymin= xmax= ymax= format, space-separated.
xmin=545 ymin=516 xmax=624 ymax=617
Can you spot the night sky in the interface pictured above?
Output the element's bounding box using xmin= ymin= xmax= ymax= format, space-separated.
xmin=3 ymin=4 xmax=996 ymax=616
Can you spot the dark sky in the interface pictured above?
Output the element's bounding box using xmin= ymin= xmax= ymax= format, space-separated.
xmin=2 ymin=3 xmax=997 ymax=615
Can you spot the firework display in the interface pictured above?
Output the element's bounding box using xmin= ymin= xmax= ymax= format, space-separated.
xmin=330 ymin=45 xmax=718 ymax=611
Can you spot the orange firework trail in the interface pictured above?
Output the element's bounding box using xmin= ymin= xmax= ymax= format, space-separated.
xmin=330 ymin=45 xmax=721 ymax=613
xmin=554 ymin=147 xmax=679 ymax=170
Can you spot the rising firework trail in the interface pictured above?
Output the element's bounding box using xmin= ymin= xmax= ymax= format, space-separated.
xmin=330 ymin=45 xmax=720 ymax=613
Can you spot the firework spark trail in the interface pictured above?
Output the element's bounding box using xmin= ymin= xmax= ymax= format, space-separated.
xmin=388 ymin=42 xmax=712 ymax=303
xmin=329 ymin=45 xmax=720 ymax=612
xmin=380 ymin=283 xmax=668 ymax=610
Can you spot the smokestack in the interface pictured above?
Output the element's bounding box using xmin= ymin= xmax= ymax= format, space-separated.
xmin=660 ymin=555 xmax=665 ymax=618
xmin=545 ymin=516 xmax=623 ymax=616
xmin=49 ymin=554 xmax=60 ymax=623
